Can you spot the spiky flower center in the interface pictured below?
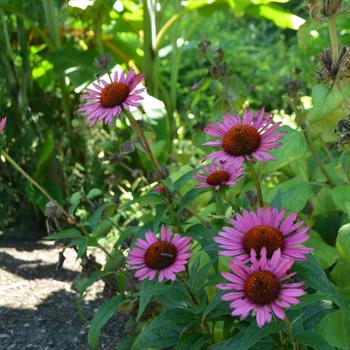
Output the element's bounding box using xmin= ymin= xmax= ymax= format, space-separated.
xmin=100 ymin=82 xmax=130 ymax=108
xmin=206 ymin=170 xmax=230 ymax=186
xmin=144 ymin=241 xmax=177 ymax=270
xmin=244 ymin=271 xmax=280 ymax=305
xmin=243 ymin=225 xmax=284 ymax=258
xmin=223 ymin=125 xmax=260 ymax=156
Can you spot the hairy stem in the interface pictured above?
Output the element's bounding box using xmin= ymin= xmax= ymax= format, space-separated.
xmin=245 ymin=158 xmax=264 ymax=207
xmin=302 ymin=127 xmax=336 ymax=186
xmin=2 ymin=150 xmax=74 ymax=223
xmin=123 ymin=109 xmax=172 ymax=202
xmin=328 ymin=16 xmax=339 ymax=71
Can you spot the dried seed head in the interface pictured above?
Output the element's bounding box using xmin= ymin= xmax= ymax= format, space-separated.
xmin=321 ymin=0 xmax=343 ymax=17
xmin=94 ymin=54 xmax=112 ymax=70
xmin=305 ymin=0 xmax=322 ymax=21
xmin=318 ymin=47 xmax=350 ymax=84
xmin=120 ymin=140 xmax=135 ymax=155
xmin=198 ymin=40 xmax=211 ymax=54
xmin=45 ymin=201 xmax=61 ymax=219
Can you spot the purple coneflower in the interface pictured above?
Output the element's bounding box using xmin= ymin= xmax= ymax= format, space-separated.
xmin=79 ymin=69 xmax=145 ymax=126
xmin=127 ymin=225 xmax=191 ymax=282
xmin=194 ymin=162 xmax=243 ymax=191
xmin=204 ymin=108 xmax=286 ymax=166
xmin=214 ymin=207 xmax=312 ymax=261
xmin=217 ymin=248 xmax=304 ymax=328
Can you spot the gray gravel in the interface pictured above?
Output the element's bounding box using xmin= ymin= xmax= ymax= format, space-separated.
xmin=0 ymin=241 xmax=126 ymax=350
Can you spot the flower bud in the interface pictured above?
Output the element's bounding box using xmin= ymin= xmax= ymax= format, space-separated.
xmin=45 ymin=201 xmax=61 ymax=219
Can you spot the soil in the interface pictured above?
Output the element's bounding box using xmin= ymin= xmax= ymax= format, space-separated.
xmin=0 ymin=240 xmax=126 ymax=350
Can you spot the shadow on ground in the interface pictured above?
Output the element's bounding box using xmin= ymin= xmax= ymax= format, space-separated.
xmin=0 ymin=289 xmax=126 ymax=350
xmin=0 ymin=241 xmax=126 ymax=350
xmin=0 ymin=251 xmax=78 ymax=282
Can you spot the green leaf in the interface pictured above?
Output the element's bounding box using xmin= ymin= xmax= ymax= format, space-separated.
xmin=336 ymin=223 xmax=350 ymax=264
xmin=121 ymin=193 xmax=162 ymax=210
xmin=44 ymin=228 xmax=81 ymax=240
xmin=308 ymin=230 xmax=339 ymax=269
xmin=294 ymin=330 xmax=334 ymax=350
xmin=173 ymin=168 xmax=199 ymax=193
xmin=88 ymin=295 xmax=124 ymax=350
xmin=259 ymin=127 xmax=307 ymax=174
xmin=153 ymin=204 xmax=167 ymax=233
xmin=132 ymin=315 xmax=181 ymax=350
xmin=208 ymin=321 xmax=279 ymax=350
xmin=264 ymin=176 xmax=314 ymax=212
xmin=294 ymin=254 xmax=346 ymax=309
xmin=68 ymin=237 xmax=88 ymax=258
xmin=246 ymin=4 xmax=305 ymax=30
xmin=89 ymin=202 xmax=116 ymax=231
xmin=340 ymin=151 xmax=350 ymax=183
xmin=87 ymin=188 xmax=102 ymax=200
xmin=308 ymin=84 xmax=348 ymax=142
xmin=177 ymin=333 xmax=211 ymax=350
xmin=75 ymin=271 xmax=115 ymax=320
xmin=180 ymin=188 xmax=206 ymax=208
xmin=331 ymin=258 xmax=350 ymax=288
xmin=331 ymin=185 xmax=350 ymax=216
xmin=93 ymin=219 xmax=113 ymax=238
xmin=136 ymin=279 xmax=165 ymax=321
xmin=317 ymin=310 xmax=350 ymax=349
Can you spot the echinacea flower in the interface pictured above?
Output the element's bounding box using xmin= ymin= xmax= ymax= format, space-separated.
xmin=78 ymin=69 xmax=145 ymax=126
xmin=204 ymin=108 xmax=286 ymax=166
xmin=127 ymin=225 xmax=191 ymax=282
xmin=194 ymin=162 xmax=243 ymax=191
xmin=0 ymin=116 xmax=6 ymax=133
xmin=217 ymin=248 xmax=304 ymax=328
xmin=214 ymin=207 xmax=312 ymax=261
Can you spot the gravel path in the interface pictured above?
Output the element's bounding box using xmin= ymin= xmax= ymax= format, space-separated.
xmin=0 ymin=241 xmax=125 ymax=350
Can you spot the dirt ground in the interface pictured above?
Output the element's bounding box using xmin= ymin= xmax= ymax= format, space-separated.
xmin=0 ymin=240 xmax=126 ymax=350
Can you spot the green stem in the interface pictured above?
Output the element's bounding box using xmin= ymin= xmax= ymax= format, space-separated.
xmin=302 ymin=128 xmax=336 ymax=186
xmin=95 ymin=242 xmax=119 ymax=269
xmin=245 ymin=158 xmax=264 ymax=207
xmin=214 ymin=191 xmax=225 ymax=215
xmin=123 ymin=110 xmax=163 ymax=179
xmin=2 ymin=150 xmax=74 ymax=223
xmin=180 ymin=269 xmax=198 ymax=306
xmin=328 ymin=16 xmax=339 ymax=71
xmin=284 ymin=317 xmax=299 ymax=350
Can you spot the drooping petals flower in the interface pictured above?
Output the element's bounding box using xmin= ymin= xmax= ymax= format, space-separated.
xmin=78 ymin=69 xmax=145 ymax=126
xmin=214 ymin=207 xmax=313 ymax=261
xmin=0 ymin=116 xmax=7 ymax=134
xmin=203 ymin=108 xmax=286 ymax=166
xmin=126 ymin=225 xmax=192 ymax=282
xmin=217 ymin=248 xmax=304 ymax=328
xmin=194 ymin=161 xmax=244 ymax=191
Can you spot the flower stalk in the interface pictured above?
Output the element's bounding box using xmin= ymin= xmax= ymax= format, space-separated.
xmin=1 ymin=150 xmax=75 ymax=223
xmin=123 ymin=109 xmax=172 ymax=201
xmin=328 ymin=16 xmax=339 ymax=71
xmin=245 ymin=158 xmax=264 ymax=207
